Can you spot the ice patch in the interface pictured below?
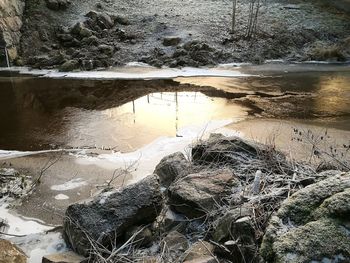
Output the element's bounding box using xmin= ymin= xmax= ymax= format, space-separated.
xmin=0 ymin=204 xmax=52 ymax=235
xmin=0 ymin=66 xmax=250 ymax=80
xmin=0 ymin=149 xmax=78 ymax=161
xmin=75 ymin=119 xmax=240 ymax=183
xmin=11 ymin=232 xmax=68 ymax=263
xmin=50 ymin=178 xmax=87 ymax=191
xmin=54 ymin=194 xmax=69 ymax=200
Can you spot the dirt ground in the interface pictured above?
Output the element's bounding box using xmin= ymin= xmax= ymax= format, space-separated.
xmin=19 ymin=0 xmax=350 ymax=70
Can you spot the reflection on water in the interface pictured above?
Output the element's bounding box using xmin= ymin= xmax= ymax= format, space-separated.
xmin=313 ymin=74 xmax=350 ymax=118
xmin=0 ymin=79 xmax=248 ymax=151
xmin=177 ymin=71 xmax=350 ymax=120
xmin=0 ymin=69 xmax=349 ymax=151
xmin=61 ymin=92 xmax=248 ymax=151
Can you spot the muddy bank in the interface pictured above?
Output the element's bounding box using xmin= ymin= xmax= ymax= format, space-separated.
xmin=0 ymin=0 xmax=349 ymax=69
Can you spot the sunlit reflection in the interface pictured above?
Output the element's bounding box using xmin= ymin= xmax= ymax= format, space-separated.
xmin=313 ymin=75 xmax=350 ymax=116
xmin=61 ymin=92 xmax=249 ymax=151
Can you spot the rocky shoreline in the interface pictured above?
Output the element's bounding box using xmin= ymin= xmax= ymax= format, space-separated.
xmin=1 ymin=134 xmax=346 ymax=262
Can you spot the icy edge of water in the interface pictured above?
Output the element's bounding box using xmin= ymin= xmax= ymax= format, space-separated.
xmin=0 ymin=66 xmax=250 ymax=80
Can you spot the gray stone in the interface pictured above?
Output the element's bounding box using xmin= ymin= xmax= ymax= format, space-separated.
xmin=154 ymin=152 xmax=190 ymax=187
xmin=163 ymin=36 xmax=182 ymax=46
xmin=183 ymin=241 xmax=216 ymax=262
xmin=42 ymin=251 xmax=86 ymax=263
xmin=260 ymin=173 xmax=350 ymax=263
xmin=161 ymin=231 xmax=189 ymax=252
xmin=98 ymin=44 xmax=114 ymax=56
xmin=168 ymin=170 xmax=240 ymax=218
xmin=63 ymin=175 xmax=163 ymax=256
xmin=212 ymin=207 xmax=253 ymax=243
xmin=71 ymin=23 xmax=92 ymax=39
xmin=114 ymin=15 xmax=130 ymax=25
xmin=59 ymin=60 xmax=79 ymax=72
xmin=85 ymin=11 xmax=114 ymax=30
xmin=159 ymin=207 xmax=187 ymax=232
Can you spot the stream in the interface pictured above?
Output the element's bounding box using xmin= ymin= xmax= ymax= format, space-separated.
xmin=0 ymin=63 xmax=349 ymax=261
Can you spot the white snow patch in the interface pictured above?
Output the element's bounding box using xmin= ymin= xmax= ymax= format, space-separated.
xmin=54 ymin=194 xmax=69 ymax=200
xmin=50 ymin=178 xmax=87 ymax=191
xmin=0 ymin=204 xmax=52 ymax=235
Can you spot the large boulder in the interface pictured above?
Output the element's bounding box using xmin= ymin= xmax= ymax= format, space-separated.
xmin=192 ymin=134 xmax=262 ymax=166
xmin=260 ymin=173 xmax=350 ymax=263
xmin=63 ymin=175 xmax=163 ymax=256
xmin=0 ymin=239 xmax=26 ymax=263
xmin=168 ymin=170 xmax=240 ymax=218
xmin=154 ymin=152 xmax=191 ymax=187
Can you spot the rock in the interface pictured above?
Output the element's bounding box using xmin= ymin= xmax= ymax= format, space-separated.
xmin=59 ymin=60 xmax=79 ymax=72
xmin=163 ymin=36 xmax=182 ymax=46
xmin=57 ymin=33 xmax=74 ymax=42
xmin=0 ymin=239 xmax=26 ymax=263
xmin=42 ymin=251 xmax=86 ymax=263
xmin=159 ymin=207 xmax=187 ymax=232
xmin=63 ymin=175 xmax=163 ymax=256
xmin=191 ymin=134 xmax=273 ymax=167
xmin=183 ymin=241 xmax=215 ymax=262
xmin=168 ymin=170 xmax=240 ymax=218
xmin=161 ymin=231 xmax=189 ymax=252
xmin=98 ymin=44 xmax=114 ymax=56
xmin=154 ymin=152 xmax=190 ymax=187
xmin=85 ymin=11 xmax=114 ymax=30
xmin=81 ymin=36 xmax=99 ymax=46
xmin=114 ymin=15 xmax=130 ymax=25
xmin=261 ymin=173 xmax=350 ymax=263
xmin=45 ymin=0 xmax=71 ymax=11
xmin=71 ymin=23 xmax=92 ymax=39
xmin=218 ymin=216 xmax=257 ymax=262
xmin=212 ymin=207 xmax=253 ymax=243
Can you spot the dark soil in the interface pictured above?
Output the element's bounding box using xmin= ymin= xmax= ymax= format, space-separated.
xmin=18 ymin=0 xmax=350 ymax=70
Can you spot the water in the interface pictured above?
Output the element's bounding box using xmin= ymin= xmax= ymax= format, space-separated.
xmin=0 ymin=69 xmax=349 ymax=151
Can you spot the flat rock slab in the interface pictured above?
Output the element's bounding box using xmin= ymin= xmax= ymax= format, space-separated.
xmin=63 ymin=175 xmax=163 ymax=256
xmin=168 ymin=170 xmax=240 ymax=218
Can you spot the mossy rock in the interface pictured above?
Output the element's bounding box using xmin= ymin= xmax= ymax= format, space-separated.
xmin=260 ymin=173 xmax=350 ymax=263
